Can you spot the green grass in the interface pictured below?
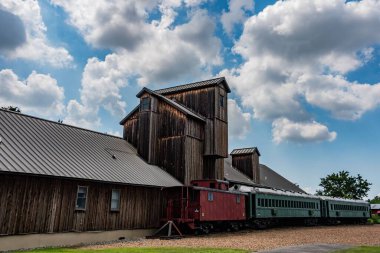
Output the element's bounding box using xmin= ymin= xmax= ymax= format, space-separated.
xmin=18 ymin=247 xmax=248 ymax=253
xmin=333 ymin=246 xmax=380 ymax=253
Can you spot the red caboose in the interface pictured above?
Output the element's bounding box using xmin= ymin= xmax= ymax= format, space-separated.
xmin=164 ymin=180 xmax=247 ymax=233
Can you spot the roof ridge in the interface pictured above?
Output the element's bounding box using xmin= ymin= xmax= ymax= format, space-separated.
xmin=0 ymin=109 xmax=123 ymax=140
xmin=155 ymin=76 xmax=225 ymax=92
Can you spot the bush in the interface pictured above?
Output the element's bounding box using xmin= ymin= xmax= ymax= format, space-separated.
xmin=371 ymin=214 xmax=380 ymax=224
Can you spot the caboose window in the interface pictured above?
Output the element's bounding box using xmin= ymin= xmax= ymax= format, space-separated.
xmin=236 ymin=195 xmax=241 ymax=204
xmin=208 ymin=192 xmax=214 ymax=201
xmin=141 ymin=97 xmax=151 ymax=111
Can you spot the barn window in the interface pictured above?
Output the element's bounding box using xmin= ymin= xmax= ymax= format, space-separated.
xmin=111 ymin=189 xmax=121 ymax=211
xmin=208 ymin=192 xmax=214 ymax=201
xmin=141 ymin=97 xmax=151 ymax=111
xmin=76 ymin=186 xmax=88 ymax=210
xmin=236 ymin=195 xmax=241 ymax=204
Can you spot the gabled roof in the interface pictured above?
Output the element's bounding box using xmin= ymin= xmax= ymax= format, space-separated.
xmin=136 ymin=87 xmax=206 ymax=122
xmin=155 ymin=77 xmax=231 ymax=95
xmin=0 ymin=109 xmax=182 ymax=187
xmin=224 ymin=156 xmax=305 ymax=193
xmin=259 ymin=164 xmax=306 ymax=193
xmin=230 ymin=147 xmax=261 ymax=156
xmin=119 ymin=105 xmax=139 ymax=125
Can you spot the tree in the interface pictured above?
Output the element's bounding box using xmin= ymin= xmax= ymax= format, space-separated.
xmin=371 ymin=196 xmax=380 ymax=204
xmin=1 ymin=106 xmax=21 ymax=113
xmin=316 ymin=170 xmax=371 ymax=200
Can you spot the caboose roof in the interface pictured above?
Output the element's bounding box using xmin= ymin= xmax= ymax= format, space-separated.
xmin=0 ymin=109 xmax=182 ymax=188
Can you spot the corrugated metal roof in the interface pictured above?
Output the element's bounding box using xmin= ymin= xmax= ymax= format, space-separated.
xmin=223 ymin=156 xmax=305 ymax=193
xmin=0 ymin=109 xmax=182 ymax=187
xmin=371 ymin=204 xmax=380 ymax=209
xmin=230 ymin=147 xmax=261 ymax=156
xmin=224 ymin=157 xmax=258 ymax=186
xmin=155 ymin=77 xmax=230 ymax=94
xmin=259 ymin=164 xmax=306 ymax=193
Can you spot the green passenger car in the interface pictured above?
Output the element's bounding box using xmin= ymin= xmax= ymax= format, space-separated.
xmin=245 ymin=188 xmax=321 ymax=219
xmin=320 ymin=197 xmax=370 ymax=219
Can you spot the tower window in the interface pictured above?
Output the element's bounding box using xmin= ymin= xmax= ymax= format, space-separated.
xmin=141 ymin=97 xmax=151 ymax=111
xmin=219 ymin=94 xmax=224 ymax=107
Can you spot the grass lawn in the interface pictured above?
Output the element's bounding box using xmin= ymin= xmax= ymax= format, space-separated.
xmin=333 ymin=246 xmax=380 ymax=253
xmin=18 ymin=247 xmax=248 ymax=253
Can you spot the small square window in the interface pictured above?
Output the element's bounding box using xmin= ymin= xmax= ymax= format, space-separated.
xmin=111 ymin=189 xmax=121 ymax=211
xmin=208 ymin=192 xmax=214 ymax=201
xmin=141 ymin=97 xmax=151 ymax=111
xmin=76 ymin=186 xmax=88 ymax=210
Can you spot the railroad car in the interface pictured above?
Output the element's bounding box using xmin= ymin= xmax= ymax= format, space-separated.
xmin=164 ymin=180 xmax=247 ymax=233
xmin=238 ymin=186 xmax=321 ymax=227
xmin=320 ymin=197 xmax=370 ymax=224
xmin=163 ymin=181 xmax=371 ymax=234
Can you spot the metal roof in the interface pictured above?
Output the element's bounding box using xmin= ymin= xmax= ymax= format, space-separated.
xmin=371 ymin=204 xmax=380 ymax=209
xmin=0 ymin=109 xmax=182 ymax=187
xmin=224 ymin=156 xmax=306 ymax=193
xmin=224 ymin=157 xmax=258 ymax=186
xmin=237 ymin=185 xmax=320 ymax=199
xmin=155 ymin=77 xmax=231 ymax=94
xmin=230 ymin=147 xmax=261 ymax=156
xmin=259 ymin=164 xmax=306 ymax=193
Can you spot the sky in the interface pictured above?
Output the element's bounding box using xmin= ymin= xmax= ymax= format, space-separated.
xmin=0 ymin=0 xmax=379 ymax=199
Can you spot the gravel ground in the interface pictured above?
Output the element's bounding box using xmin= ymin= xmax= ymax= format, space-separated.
xmin=81 ymin=224 xmax=380 ymax=252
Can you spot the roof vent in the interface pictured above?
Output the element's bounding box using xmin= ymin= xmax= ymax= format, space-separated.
xmin=0 ymin=137 xmax=2 ymax=144
xmin=112 ymin=154 xmax=116 ymax=159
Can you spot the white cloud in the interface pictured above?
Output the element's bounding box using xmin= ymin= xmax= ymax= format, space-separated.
xmin=228 ymin=99 xmax=251 ymax=140
xmin=0 ymin=0 xmax=73 ymax=68
xmin=221 ymin=0 xmax=254 ymax=35
xmin=222 ymin=0 xmax=380 ymax=143
xmin=0 ymin=69 xmax=65 ymax=118
xmin=272 ymin=118 xmax=337 ymax=144
xmin=54 ymin=1 xmax=223 ymax=127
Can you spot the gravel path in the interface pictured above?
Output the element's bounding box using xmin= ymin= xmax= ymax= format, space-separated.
xmin=82 ymin=224 xmax=380 ymax=252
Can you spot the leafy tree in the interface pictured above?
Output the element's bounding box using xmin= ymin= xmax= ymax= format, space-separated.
xmin=316 ymin=170 xmax=371 ymax=200
xmin=1 ymin=106 xmax=21 ymax=112
xmin=371 ymin=196 xmax=380 ymax=204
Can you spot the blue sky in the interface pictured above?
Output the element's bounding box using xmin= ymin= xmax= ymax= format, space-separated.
xmin=0 ymin=0 xmax=379 ymax=198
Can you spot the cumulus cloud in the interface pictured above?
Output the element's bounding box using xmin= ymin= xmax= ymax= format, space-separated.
xmin=0 ymin=0 xmax=73 ymax=67
xmin=0 ymin=8 xmax=26 ymax=50
xmin=0 ymin=69 xmax=65 ymax=118
xmin=228 ymin=99 xmax=251 ymax=139
xmin=222 ymin=0 xmax=380 ymax=143
xmin=53 ymin=1 xmax=222 ymax=127
xmin=272 ymin=118 xmax=337 ymax=144
xmin=221 ymin=0 xmax=254 ymax=35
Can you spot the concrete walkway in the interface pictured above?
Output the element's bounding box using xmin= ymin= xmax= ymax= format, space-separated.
xmin=258 ymin=244 xmax=351 ymax=253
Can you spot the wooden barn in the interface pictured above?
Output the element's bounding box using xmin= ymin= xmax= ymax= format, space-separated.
xmin=0 ymin=77 xmax=304 ymax=250
xmin=0 ymin=109 xmax=181 ymax=251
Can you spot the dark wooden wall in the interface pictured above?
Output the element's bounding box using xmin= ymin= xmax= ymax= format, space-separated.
xmin=123 ymin=110 xmax=139 ymax=148
xmin=231 ymin=152 xmax=260 ymax=183
xmin=0 ymin=174 xmax=163 ymax=235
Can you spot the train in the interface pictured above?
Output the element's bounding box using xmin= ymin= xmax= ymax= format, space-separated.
xmin=163 ymin=179 xmax=371 ymax=234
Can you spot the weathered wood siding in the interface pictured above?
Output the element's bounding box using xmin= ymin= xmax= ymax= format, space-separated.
xmin=0 ymin=174 xmax=163 ymax=235
xmin=165 ymin=87 xmax=215 ymax=118
xmin=156 ymin=102 xmax=187 ymax=182
xmin=184 ymin=118 xmax=205 ymax=184
xmin=123 ymin=110 xmax=139 ymax=148
xmin=231 ymin=152 xmax=260 ymax=182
